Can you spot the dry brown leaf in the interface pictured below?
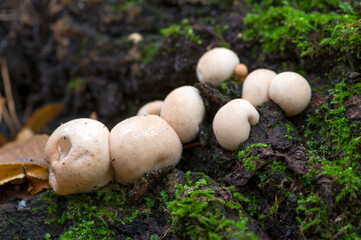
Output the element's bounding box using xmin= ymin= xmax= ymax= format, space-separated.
xmin=24 ymin=103 xmax=64 ymax=134
xmin=15 ymin=127 xmax=35 ymax=142
xmin=0 ymin=134 xmax=50 ymax=194
xmin=0 ymin=134 xmax=8 ymax=146
xmin=27 ymin=176 xmax=51 ymax=195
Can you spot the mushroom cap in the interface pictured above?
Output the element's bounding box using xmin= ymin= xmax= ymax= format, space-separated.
xmin=269 ymin=72 xmax=311 ymax=116
xmin=128 ymin=32 xmax=143 ymax=45
xmin=196 ymin=48 xmax=240 ymax=86
xmin=242 ymin=69 xmax=277 ymax=106
xmin=45 ymin=118 xmax=113 ymax=195
xmin=160 ymin=86 xmax=205 ymax=143
xmin=110 ymin=115 xmax=182 ymax=184
xmin=213 ymin=99 xmax=259 ymax=150
xmin=234 ymin=64 xmax=249 ymax=83
xmin=137 ymin=100 xmax=164 ymax=116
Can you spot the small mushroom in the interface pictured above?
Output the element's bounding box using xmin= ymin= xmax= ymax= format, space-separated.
xmin=110 ymin=115 xmax=182 ymax=184
xmin=213 ymin=99 xmax=259 ymax=150
xmin=128 ymin=32 xmax=143 ymax=45
xmin=269 ymin=71 xmax=312 ymax=116
xmin=45 ymin=118 xmax=113 ymax=195
xmin=196 ymin=47 xmax=240 ymax=86
xmin=242 ymin=69 xmax=277 ymax=106
xmin=137 ymin=100 xmax=163 ymax=116
xmin=160 ymin=86 xmax=205 ymax=143
xmin=234 ymin=64 xmax=248 ymax=83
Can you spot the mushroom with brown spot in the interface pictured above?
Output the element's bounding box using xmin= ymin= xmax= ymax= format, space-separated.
xmin=213 ymin=99 xmax=259 ymax=150
xmin=109 ymin=115 xmax=182 ymax=184
xmin=137 ymin=100 xmax=163 ymax=116
xmin=45 ymin=118 xmax=113 ymax=195
xmin=242 ymin=69 xmax=277 ymax=107
xmin=196 ymin=47 xmax=240 ymax=87
xmin=268 ymin=71 xmax=312 ymax=116
xmin=160 ymin=86 xmax=205 ymax=143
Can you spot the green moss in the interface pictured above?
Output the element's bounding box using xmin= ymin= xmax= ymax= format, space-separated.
xmin=271 ymin=160 xmax=288 ymax=174
xmin=305 ymin=82 xmax=361 ymax=201
xmin=68 ymin=77 xmax=85 ymax=90
xmin=166 ymin=172 xmax=257 ymax=240
xmin=59 ymin=221 xmax=114 ymax=240
xmin=44 ymin=233 xmax=52 ymax=240
xmin=296 ymin=193 xmax=329 ymax=238
xmin=213 ymin=24 xmax=231 ymax=49
xmin=301 ymin=167 xmax=318 ymax=187
xmin=302 ymin=81 xmax=361 ymax=238
xmin=40 ymin=184 xmax=138 ymax=240
xmin=161 ymin=19 xmax=202 ymax=45
xmin=233 ymin=192 xmax=258 ymax=217
xmin=150 ymin=234 xmax=159 ymax=240
xmin=243 ymin=0 xmax=361 ymax=62
xmin=140 ymin=40 xmax=160 ymax=65
xmin=284 ymin=121 xmax=298 ymax=140
xmin=237 ymin=143 xmax=269 ymax=159
xmin=145 ymin=195 xmax=156 ymax=217
xmin=236 ymin=143 xmax=269 ymax=173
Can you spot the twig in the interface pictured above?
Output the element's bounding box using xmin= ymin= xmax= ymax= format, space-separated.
xmin=331 ymin=225 xmax=348 ymax=240
xmin=342 ymin=19 xmax=361 ymax=28
xmin=0 ymin=95 xmax=17 ymax=137
xmin=0 ymin=56 xmax=21 ymax=131
xmin=159 ymin=226 xmax=172 ymax=240
xmin=299 ymin=222 xmax=307 ymax=240
xmin=183 ymin=141 xmax=201 ymax=149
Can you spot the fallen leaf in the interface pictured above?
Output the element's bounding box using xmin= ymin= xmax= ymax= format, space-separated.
xmin=27 ymin=176 xmax=51 ymax=195
xmin=0 ymin=134 xmax=8 ymax=146
xmin=15 ymin=127 xmax=35 ymax=142
xmin=23 ymin=103 xmax=64 ymax=134
xmin=0 ymin=134 xmax=50 ymax=194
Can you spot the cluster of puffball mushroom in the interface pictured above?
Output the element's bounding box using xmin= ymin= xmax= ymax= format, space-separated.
xmin=197 ymin=48 xmax=311 ymax=150
xmin=45 ymin=47 xmax=311 ymax=195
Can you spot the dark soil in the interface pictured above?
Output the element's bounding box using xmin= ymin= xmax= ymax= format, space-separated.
xmin=0 ymin=0 xmax=360 ymax=240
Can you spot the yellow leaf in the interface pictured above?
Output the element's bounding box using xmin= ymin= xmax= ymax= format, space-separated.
xmin=24 ymin=103 xmax=64 ymax=134
xmin=0 ymin=134 xmax=50 ymax=194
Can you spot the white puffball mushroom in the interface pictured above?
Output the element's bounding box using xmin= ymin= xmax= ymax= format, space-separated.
xmin=128 ymin=32 xmax=143 ymax=45
xmin=234 ymin=64 xmax=248 ymax=83
xmin=45 ymin=118 xmax=113 ymax=195
xmin=160 ymin=86 xmax=205 ymax=143
xmin=110 ymin=115 xmax=182 ymax=184
xmin=269 ymin=71 xmax=312 ymax=117
xmin=196 ymin=47 xmax=240 ymax=86
xmin=213 ymin=99 xmax=259 ymax=150
xmin=242 ymin=69 xmax=277 ymax=107
xmin=137 ymin=100 xmax=163 ymax=116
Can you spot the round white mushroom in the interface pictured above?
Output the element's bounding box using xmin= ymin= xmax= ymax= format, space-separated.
xmin=137 ymin=100 xmax=163 ymax=116
xmin=110 ymin=115 xmax=182 ymax=184
xmin=196 ymin=47 xmax=240 ymax=87
xmin=128 ymin=32 xmax=143 ymax=45
xmin=242 ymin=69 xmax=277 ymax=107
xmin=213 ymin=99 xmax=259 ymax=150
xmin=160 ymin=86 xmax=205 ymax=143
xmin=45 ymin=118 xmax=113 ymax=195
xmin=268 ymin=71 xmax=312 ymax=116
